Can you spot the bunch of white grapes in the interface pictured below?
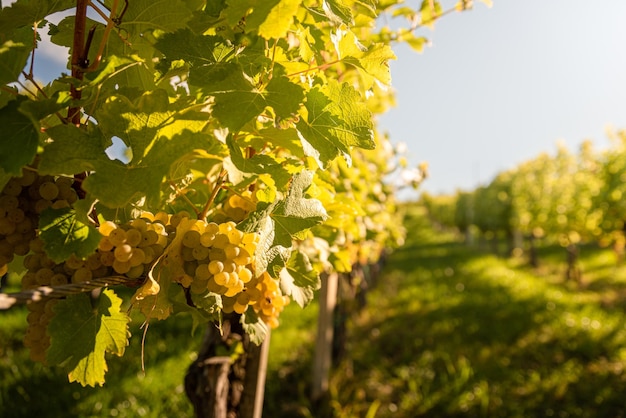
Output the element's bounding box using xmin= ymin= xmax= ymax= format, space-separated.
xmin=0 ymin=168 xmax=78 ymax=276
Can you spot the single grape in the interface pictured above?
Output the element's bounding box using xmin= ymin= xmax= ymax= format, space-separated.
xmin=190 ymin=277 xmax=210 ymax=294
xmin=140 ymin=229 xmax=159 ymax=247
xmin=114 ymin=244 xmax=133 ymax=262
xmin=192 ymin=245 xmax=210 ymax=261
xmin=224 ymin=244 xmax=240 ymax=260
xmin=112 ymin=259 xmax=131 ymax=274
xmin=238 ymin=267 xmax=253 ymax=283
xmin=125 ymin=228 xmax=143 ymax=247
xmin=233 ymin=301 xmax=247 ymax=314
xmin=51 ymin=273 xmax=69 ymax=286
xmin=195 ymin=264 xmax=212 ymax=281
xmin=35 ymin=268 xmax=54 ymax=285
xmin=182 ymin=230 xmax=201 ymax=248
xmin=126 ymin=264 xmax=145 ymax=279
xmin=39 ymin=181 xmax=59 ymax=200
xmin=129 ymin=248 xmax=146 ymax=267
xmin=214 ymin=271 xmax=229 ymax=286
xmin=212 ymin=234 xmax=229 ymax=249
xmin=199 ymin=232 xmax=216 ymax=247
xmin=108 ymin=228 xmax=128 ymax=246
xmin=208 ymin=260 xmax=224 ymax=275
xmin=3 ymin=179 xmax=22 ymax=197
xmin=205 ymin=222 xmax=220 ymax=235
xmin=72 ymin=267 xmax=93 ymax=283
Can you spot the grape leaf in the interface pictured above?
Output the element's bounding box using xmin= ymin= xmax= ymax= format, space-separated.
xmin=118 ymin=0 xmax=193 ymax=37
xmin=278 ymin=250 xmax=320 ymax=307
xmin=0 ymin=0 xmax=75 ymax=34
xmin=224 ymin=0 xmax=280 ymax=32
xmin=39 ymin=123 xmax=109 ymax=176
xmin=265 ymin=75 xmax=305 ymax=120
xmin=0 ymin=26 xmax=32 ymax=86
xmin=296 ymin=80 xmax=374 ymax=167
xmin=339 ymin=34 xmax=396 ymax=87
xmin=38 ymin=207 xmax=103 ymax=263
xmin=271 ymin=170 xmax=328 ymax=247
xmin=131 ymin=269 xmax=180 ymax=321
xmin=226 ymin=135 xmax=292 ymax=189
xmin=241 ymin=309 xmax=269 ymax=345
xmin=154 ymin=29 xmax=226 ymax=65
xmin=420 ymin=0 xmax=442 ymax=28
xmin=47 ymin=289 xmax=131 ymax=387
xmin=0 ymin=98 xmax=39 ymax=176
xmin=42 ymin=94 xmax=213 ymax=208
xmin=192 ymin=62 xmax=265 ymax=131
xmin=19 ymin=90 xmax=72 ymax=121
xmin=322 ymin=0 xmax=354 ymax=25
xmin=258 ymin=0 xmax=300 ymax=40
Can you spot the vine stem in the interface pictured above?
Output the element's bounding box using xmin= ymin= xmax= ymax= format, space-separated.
xmin=169 ymin=182 xmax=201 ymax=217
xmin=68 ymin=0 xmax=89 ymax=125
xmin=199 ymin=169 xmax=228 ymax=221
xmin=286 ymin=59 xmax=341 ymax=78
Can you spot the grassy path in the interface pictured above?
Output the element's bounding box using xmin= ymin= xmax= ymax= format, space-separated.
xmin=323 ymin=206 xmax=626 ymax=417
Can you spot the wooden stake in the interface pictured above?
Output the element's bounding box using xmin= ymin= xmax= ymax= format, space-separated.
xmin=311 ymin=272 xmax=338 ymax=401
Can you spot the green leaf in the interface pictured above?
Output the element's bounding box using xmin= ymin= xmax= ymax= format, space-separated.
xmin=335 ymin=29 xmax=396 ymax=87
xmin=241 ymin=309 xmax=269 ymax=345
xmin=226 ymin=135 xmax=292 ymax=189
xmin=0 ymin=26 xmax=32 ymax=85
xmin=224 ymin=0 xmax=279 ymax=32
xmin=19 ymin=90 xmax=73 ymax=120
xmin=265 ymin=75 xmax=305 ymax=120
xmin=257 ymin=0 xmax=300 ymax=40
xmin=39 ymin=123 xmax=108 ymax=176
xmin=279 ymin=251 xmax=320 ymax=307
xmin=271 ymin=170 xmax=327 ymax=247
xmin=192 ymin=63 xmax=265 ymax=131
xmin=47 ymin=289 xmax=131 ymax=387
xmin=131 ymin=269 xmax=181 ymax=321
xmin=0 ymin=98 xmax=39 ymax=176
xmin=420 ymin=0 xmax=442 ymax=28
xmin=154 ymin=29 xmax=226 ymax=65
xmin=38 ymin=207 xmax=102 ymax=263
xmin=342 ymin=43 xmax=396 ymax=87
xmin=118 ymin=0 xmax=193 ymax=37
xmin=0 ymin=0 xmax=74 ymax=33
xmin=296 ymin=80 xmax=374 ymax=167
xmin=323 ymin=0 xmax=354 ymax=26
xmin=42 ymin=93 xmax=212 ymax=208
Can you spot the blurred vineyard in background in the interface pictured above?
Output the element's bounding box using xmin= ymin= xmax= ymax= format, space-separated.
xmin=421 ymin=130 xmax=626 ymax=281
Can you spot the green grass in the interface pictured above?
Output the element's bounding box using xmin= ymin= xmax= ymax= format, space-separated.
xmin=323 ymin=208 xmax=626 ymax=417
xmin=3 ymin=206 xmax=626 ymax=417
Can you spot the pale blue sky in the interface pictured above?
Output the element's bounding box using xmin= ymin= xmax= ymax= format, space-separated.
xmin=381 ymin=1 xmax=626 ymax=198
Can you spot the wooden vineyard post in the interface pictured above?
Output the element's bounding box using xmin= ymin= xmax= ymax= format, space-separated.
xmin=185 ymin=315 xmax=270 ymax=418
xmin=239 ymin=330 xmax=271 ymax=418
xmin=311 ymin=271 xmax=339 ymax=401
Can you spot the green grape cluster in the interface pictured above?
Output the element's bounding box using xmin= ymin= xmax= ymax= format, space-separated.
xmin=214 ymin=192 xmax=257 ymax=223
xmin=23 ymin=299 xmax=58 ymax=363
xmin=222 ymin=271 xmax=289 ymax=328
xmin=179 ymin=219 xmax=258 ymax=297
xmin=0 ymin=168 xmax=78 ymax=275
xmin=97 ymin=213 xmax=170 ymax=279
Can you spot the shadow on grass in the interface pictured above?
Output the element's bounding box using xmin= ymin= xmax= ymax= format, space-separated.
xmin=0 ymin=294 xmax=203 ymax=418
xmin=327 ymin=236 xmax=626 ymax=418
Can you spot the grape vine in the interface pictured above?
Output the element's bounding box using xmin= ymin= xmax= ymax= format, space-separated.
xmin=0 ymin=0 xmax=487 ymax=387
